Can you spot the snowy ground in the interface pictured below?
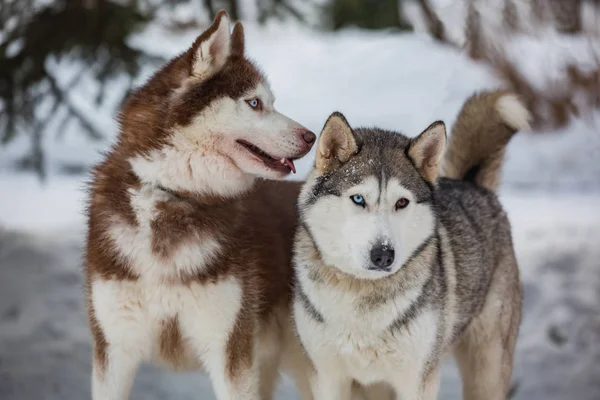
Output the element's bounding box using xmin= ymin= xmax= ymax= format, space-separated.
xmin=1 ymin=7 xmax=600 ymax=400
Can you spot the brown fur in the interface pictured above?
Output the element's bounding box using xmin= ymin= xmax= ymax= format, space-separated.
xmin=85 ymin=7 xmax=264 ymax=281
xmin=84 ymin=10 xmax=311 ymax=396
xmin=85 ymin=15 xmax=262 ymax=282
xmin=226 ymin=303 xmax=255 ymax=380
xmin=159 ymin=316 xmax=189 ymax=369
xmin=149 ymin=194 xmax=240 ymax=273
xmin=230 ymin=22 xmax=245 ymax=57
xmin=89 ymin=302 xmax=108 ymax=377
xmin=87 ymin=179 xmax=303 ymax=366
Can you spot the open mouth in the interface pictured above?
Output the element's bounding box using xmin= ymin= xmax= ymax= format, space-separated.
xmin=236 ymin=140 xmax=296 ymax=174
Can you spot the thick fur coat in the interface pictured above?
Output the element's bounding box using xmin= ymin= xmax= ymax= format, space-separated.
xmin=85 ymin=11 xmax=316 ymax=400
xmin=293 ymin=91 xmax=530 ymax=400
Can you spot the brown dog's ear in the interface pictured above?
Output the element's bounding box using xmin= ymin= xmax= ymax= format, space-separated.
xmin=189 ymin=10 xmax=231 ymax=79
xmin=230 ymin=21 xmax=244 ymax=56
xmin=408 ymin=121 xmax=446 ymax=183
xmin=316 ymin=112 xmax=358 ymax=173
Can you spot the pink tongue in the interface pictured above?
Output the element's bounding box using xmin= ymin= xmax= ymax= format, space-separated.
xmin=284 ymin=159 xmax=296 ymax=174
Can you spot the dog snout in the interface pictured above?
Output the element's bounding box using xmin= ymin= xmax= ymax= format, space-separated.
xmin=296 ymin=129 xmax=316 ymax=152
xmin=369 ymin=245 xmax=395 ymax=271
xmin=301 ymin=130 xmax=316 ymax=144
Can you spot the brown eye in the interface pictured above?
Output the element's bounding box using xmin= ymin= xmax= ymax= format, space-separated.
xmin=395 ymin=198 xmax=410 ymax=210
xmin=245 ymin=98 xmax=262 ymax=111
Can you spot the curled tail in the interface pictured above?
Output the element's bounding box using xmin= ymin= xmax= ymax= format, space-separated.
xmin=441 ymin=90 xmax=532 ymax=193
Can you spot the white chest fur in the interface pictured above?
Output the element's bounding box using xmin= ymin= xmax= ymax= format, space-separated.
xmin=92 ymin=276 xmax=243 ymax=363
xmin=107 ymin=184 xmax=222 ymax=281
xmin=294 ymin=273 xmax=438 ymax=386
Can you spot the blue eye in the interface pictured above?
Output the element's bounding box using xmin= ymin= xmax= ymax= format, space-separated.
xmin=246 ymin=98 xmax=260 ymax=109
xmin=350 ymin=194 xmax=366 ymax=207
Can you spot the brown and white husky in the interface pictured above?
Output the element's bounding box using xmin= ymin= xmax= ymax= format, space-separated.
xmin=85 ymin=11 xmax=316 ymax=400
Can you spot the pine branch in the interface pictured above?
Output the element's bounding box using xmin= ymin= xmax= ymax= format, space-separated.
xmin=45 ymin=69 xmax=103 ymax=141
xmin=277 ymin=1 xmax=307 ymax=24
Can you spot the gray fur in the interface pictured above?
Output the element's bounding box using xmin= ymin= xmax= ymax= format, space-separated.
xmin=295 ymin=281 xmax=325 ymax=324
xmin=436 ymin=178 xmax=514 ymax=339
xmin=293 ymin=91 xmax=525 ymax=400
xmin=303 ymin=128 xmax=434 ymax=209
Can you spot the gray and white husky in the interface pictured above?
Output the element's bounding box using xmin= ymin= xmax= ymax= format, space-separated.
xmin=293 ymin=91 xmax=530 ymax=400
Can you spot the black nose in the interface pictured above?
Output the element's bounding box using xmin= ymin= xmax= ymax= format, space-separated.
xmin=370 ymin=246 xmax=395 ymax=270
xmin=302 ymin=130 xmax=316 ymax=144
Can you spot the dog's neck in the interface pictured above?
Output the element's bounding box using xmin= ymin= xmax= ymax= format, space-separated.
xmin=127 ymin=147 xmax=256 ymax=203
xmin=153 ymin=183 xmax=249 ymax=209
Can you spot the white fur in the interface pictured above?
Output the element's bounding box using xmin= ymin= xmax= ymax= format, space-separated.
xmin=131 ymin=81 xmax=309 ymax=197
xmin=301 ymin=176 xmax=435 ymax=280
xmin=294 ymin=253 xmax=439 ymax=398
xmin=91 ymin=276 xmax=244 ymax=400
xmin=294 ymin=288 xmax=438 ymax=399
xmin=129 ymin=144 xmax=254 ymax=199
xmin=107 ymin=185 xmax=223 ymax=281
xmin=192 ymin=12 xmax=231 ymax=79
xmin=295 ymin=171 xmax=441 ymax=399
xmin=297 ymin=263 xmax=426 ymax=336
xmin=495 ymin=94 xmax=532 ymax=132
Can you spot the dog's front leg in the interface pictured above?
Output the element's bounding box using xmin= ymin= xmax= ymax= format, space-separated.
xmin=312 ymin=368 xmax=352 ymax=400
xmin=205 ymin=349 xmax=260 ymax=400
xmin=418 ymin=366 xmax=441 ymax=400
xmin=91 ymin=344 xmax=142 ymax=400
xmin=206 ymin=362 xmax=260 ymax=400
xmin=89 ymin=280 xmax=149 ymax=400
xmin=359 ymin=382 xmax=396 ymax=400
xmin=203 ymin=329 xmax=261 ymax=400
xmin=392 ymin=366 xmax=439 ymax=400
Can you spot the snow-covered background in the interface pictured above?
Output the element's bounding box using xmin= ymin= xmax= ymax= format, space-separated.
xmin=1 ymin=1 xmax=599 ymax=399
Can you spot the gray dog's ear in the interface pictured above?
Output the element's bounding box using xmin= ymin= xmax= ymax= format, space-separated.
xmin=316 ymin=112 xmax=358 ymax=173
xmin=408 ymin=121 xmax=446 ymax=183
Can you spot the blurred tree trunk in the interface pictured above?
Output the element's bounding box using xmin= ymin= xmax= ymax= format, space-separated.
xmin=466 ymin=0 xmax=484 ymax=59
xmin=531 ymin=0 xmax=550 ymax=25
xmin=328 ymin=0 xmax=412 ymax=31
xmin=203 ymin=0 xmax=215 ymax=20
xmin=416 ymin=0 xmax=447 ymax=42
xmin=550 ymin=0 xmax=582 ymax=33
xmin=257 ymin=0 xmax=306 ymax=24
xmin=503 ymin=0 xmax=520 ymax=32
xmin=227 ymin=0 xmax=240 ymax=21
xmin=531 ymin=0 xmax=582 ymax=33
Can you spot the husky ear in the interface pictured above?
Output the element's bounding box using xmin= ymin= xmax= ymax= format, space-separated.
xmin=230 ymin=21 xmax=245 ymax=56
xmin=316 ymin=112 xmax=358 ymax=173
xmin=190 ymin=10 xmax=231 ymax=79
xmin=408 ymin=121 xmax=446 ymax=183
